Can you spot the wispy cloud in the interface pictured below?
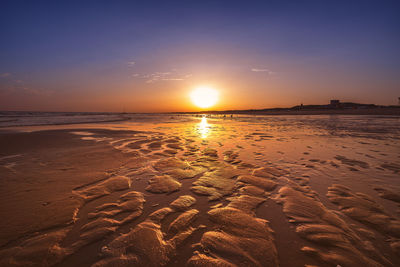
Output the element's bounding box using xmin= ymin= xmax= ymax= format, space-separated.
xmin=251 ymin=68 xmax=269 ymax=72
xmin=22 ymin=87 xmax=54 ymax=96
xmin=0 ymin=85 xmax=54 ymax=97
xmin=132 ymin=70 xmax=191 ymax=83
xmin=0 ymin=76 xmax=53 ymax=97
xmin=161 ymin=78 xmax=184 ymax=81
xmin=127 ymin=61 xmax=136 ymax=66
xmin=0 ymin=72 xmax=11 ymax=78
xmin=251 ymin=68 xmax=277 ymax=76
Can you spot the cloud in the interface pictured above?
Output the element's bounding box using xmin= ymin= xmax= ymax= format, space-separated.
xmin=251 ymin=68 xmax=277 ymax=76
xmin=161 ymin=78 xmax=184 ymax=81
xmin=133 ymin=69 xmax=190 ymax=83
xmin=0 ymin=85 xmax=54 ymax=97
xmin=22 ymin=87 xmax=54 ymax=96
xmin=127 ymin=61 xmax=136 ymax=66
xmin=0 ymin=72 xmax=11 ymax=78
xmin=251 ymin=68 xmax=269 ymax=72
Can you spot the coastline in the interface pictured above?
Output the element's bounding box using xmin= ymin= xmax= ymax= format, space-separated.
xmin=172 ymin=107 xmax=400 ymax=116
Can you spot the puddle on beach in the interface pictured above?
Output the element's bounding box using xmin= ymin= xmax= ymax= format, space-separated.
xmin=0 ymin=115 xmax=399 ymax=266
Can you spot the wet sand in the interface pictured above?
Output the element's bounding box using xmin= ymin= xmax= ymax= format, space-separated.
xmin=0 ymin=115 xmax=399 ymax=266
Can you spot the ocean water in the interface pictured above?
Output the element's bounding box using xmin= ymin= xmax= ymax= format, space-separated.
xmin=1 ymin=110 xmax=400 ymax=136
xmin=0 ymin=111 xmax=131 ymax=127
xmin=0 ymin=111 xmax=201 ymax=127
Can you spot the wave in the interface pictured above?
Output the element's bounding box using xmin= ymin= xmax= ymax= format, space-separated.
xmin=0 ymin=112 xmax=131 ymax=127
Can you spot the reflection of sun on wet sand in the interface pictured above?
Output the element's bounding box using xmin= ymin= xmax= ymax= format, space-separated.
xmin=0 ymin=115 xmax=399 ymax=266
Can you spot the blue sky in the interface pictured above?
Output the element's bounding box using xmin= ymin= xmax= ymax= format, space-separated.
xmin=1 ymin=0 xmax=399 ymax=111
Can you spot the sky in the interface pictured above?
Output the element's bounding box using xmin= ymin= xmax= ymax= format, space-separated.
xmin=0 ymin=0 xmax=399 ymax=112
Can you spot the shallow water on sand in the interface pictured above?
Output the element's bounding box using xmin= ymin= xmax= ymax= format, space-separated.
xmin=0 ymin=114 xmax=399 ymax=266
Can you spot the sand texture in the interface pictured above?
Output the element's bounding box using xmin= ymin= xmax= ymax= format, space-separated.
xmin=0 ymin=115 xmax=399 ymax=266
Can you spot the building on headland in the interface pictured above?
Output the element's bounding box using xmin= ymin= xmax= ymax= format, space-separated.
xmin=287 ymin=100 xmax=389 ymax=112
xmin=329 ymin=99 xmax=340 ymax=108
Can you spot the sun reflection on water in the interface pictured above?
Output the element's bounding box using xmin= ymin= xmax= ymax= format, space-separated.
xmin=198 ymin=116 xmax=210 ymax=138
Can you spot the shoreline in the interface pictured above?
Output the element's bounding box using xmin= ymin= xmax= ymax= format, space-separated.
xmin=1 ymin=111 xmax=400 ymax=131
xmin=0 ymin=117 xmax=132 ymax=129
xmin=171 ymin=107 xmax=400 ymax=116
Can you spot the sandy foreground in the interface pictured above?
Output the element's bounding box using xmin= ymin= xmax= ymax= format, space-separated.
xmin=0 ymin=115 xmax=399 ymax=266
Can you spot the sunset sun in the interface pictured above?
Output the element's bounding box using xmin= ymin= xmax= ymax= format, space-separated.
xmin=190 ymin=86 xmax=219 ymax=109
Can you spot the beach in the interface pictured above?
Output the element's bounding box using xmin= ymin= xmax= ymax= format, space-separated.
xmin=0 ymin=114 xmax=399 ymax=266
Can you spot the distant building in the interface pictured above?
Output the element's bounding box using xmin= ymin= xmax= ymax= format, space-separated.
xmin=330 ymin=99 xmax=340 ymax=108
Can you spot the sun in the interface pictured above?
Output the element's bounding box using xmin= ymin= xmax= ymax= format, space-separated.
xmin=190 ymin=86 xmax=219 ymax=108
